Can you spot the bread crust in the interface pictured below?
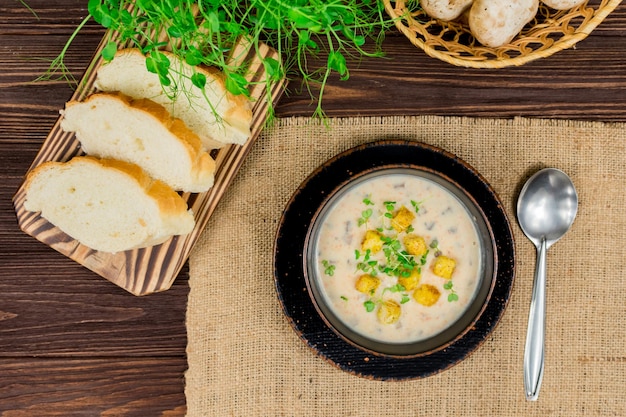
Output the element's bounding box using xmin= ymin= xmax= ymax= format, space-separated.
xmin=23 ymin=156 xmax=195 ymax=252
xmin=94 ymin=48 xmax=253 ymax=149
xmin=62 ymin=92 xmax=216 ymax=192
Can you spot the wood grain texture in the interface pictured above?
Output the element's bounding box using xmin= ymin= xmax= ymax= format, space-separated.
xmin=1 ymin=0 xmax=626 ymax=414
xmin=12 ymin=31 xmax=286 ymax=296
xmin=276 ymin=7 xmax=626 ymax=121
xmin=0 ymin=358 xmax=187 ymax=416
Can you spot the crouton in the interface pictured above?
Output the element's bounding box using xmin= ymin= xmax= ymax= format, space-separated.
xmin=361 ymin=229 xmax=383 ymax=254
xmin=398 ymin=267 xmax=421 ymax=291
xmin=391 ymin=205 xmax=415 ymax=232
xmin=404 ymin=234 xmax=428 ymax=257
xmin=432 ymin=255 xmax=456 ymax=279
xmin=413 ymin=284 xmax=441 ymax=307
xmin=355 ymin=274 xmax=380 ymax=295
xmin=377 ymin=299 xmax=401 ymax=324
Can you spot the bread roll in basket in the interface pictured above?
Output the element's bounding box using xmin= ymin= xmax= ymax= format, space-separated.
xmin=383 ymin=0 xmax=621 ymax=68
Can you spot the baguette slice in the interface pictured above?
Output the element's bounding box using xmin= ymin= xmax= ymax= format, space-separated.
xmin=94 ymin=48 xmax=252 ymax=150
xmin=60 ymin=92 xmax=215 ymax=193
xmin=23 ymin=156 xmax=195 ymax=253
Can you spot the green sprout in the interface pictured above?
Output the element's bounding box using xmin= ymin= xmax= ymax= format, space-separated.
xmin=30 ymin=0 xmax=395 ymax=120
xmin=443 ymin=280 xmax=459 ymax=302
xmin=321 ymin=259 xmax=335 ymax=276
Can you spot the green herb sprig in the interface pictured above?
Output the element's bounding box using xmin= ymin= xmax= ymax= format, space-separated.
xmin=430 ymin=238 xmax=442 ymax=257
xmin=363 ymin=299 xmax=376 ymax=312
xmin=443 ymin=280 xmax=459 ymax=302
xmin=380 ymin=236 xmax=417 ymax=278
xmin=357 ymin=208 xmax=373 ymax=227
xmin=382 ymin=283 xmax=410 ymax=304
xmin=321 ymin=259 xmax=335 ymax=276
xmin=355 ymin=249 xmax=378 ymax=275
xmin=34 ymin=0 xmax=394 ymax=119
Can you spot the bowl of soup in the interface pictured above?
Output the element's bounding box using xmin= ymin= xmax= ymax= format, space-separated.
xmin=274 ymin=140 xmax=514 ymax=378
xmin=303 ymin=167 xmax=495 ymax=356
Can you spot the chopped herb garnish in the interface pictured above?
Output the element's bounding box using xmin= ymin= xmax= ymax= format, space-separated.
xmin=383 ymin=283 xmax=406 ymax=294
xmin=410 ymin=199 xmax=423 ymax=214
xmin=430 ymin=239 xmax=442 ymax=257
xmin=357 ymin=208 xmax=373 ymax=226
xmin=321 ymin=260 xmax=335 ymax=276
xmin=384 ymin=201 xmax=396 ymax=211
xmin=355 ymin=249 xmax=378 ymax=275
xmin=443 ymin=280 xmax=458 ymax=302
xmin=364 ymin=300 xmax=376 ymax=312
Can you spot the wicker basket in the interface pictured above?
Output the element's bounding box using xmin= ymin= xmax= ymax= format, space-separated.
xmin=383 ymin=0 xmax=622 ymax=68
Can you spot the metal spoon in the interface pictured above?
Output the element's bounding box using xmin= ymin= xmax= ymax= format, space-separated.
xmin=517 ymin=168 xmax=578 ymax=401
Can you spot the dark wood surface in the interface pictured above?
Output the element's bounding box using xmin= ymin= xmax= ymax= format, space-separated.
xmin=1 ymin=1 xmax=625 ymax=415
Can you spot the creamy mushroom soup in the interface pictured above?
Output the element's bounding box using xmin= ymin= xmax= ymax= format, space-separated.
xmin=310 ymin=170 xmax=483 ymax=344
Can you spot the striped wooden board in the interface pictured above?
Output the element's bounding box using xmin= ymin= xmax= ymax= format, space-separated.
xmin=12 ymin=31 xmax=286 ymax=295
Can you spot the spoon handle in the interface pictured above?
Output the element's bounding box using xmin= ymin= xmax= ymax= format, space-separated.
xmin=524 ymin=238 xmax=547 ymax=401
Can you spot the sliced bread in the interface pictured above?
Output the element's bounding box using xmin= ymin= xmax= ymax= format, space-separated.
xmin=23 ymin=156 xmax=195 ymax=253
xmin=94 ymin=48 xmax=252 ymax=150
xmin=60 ymin=92 xmax=216 ymax=193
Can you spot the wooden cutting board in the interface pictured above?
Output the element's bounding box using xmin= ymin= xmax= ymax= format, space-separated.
xmin=12 ymin=30 xmax=286 ymax=296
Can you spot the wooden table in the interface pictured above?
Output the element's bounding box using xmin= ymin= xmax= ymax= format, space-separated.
xmin=1 ymin=1 xmax=625 ymax=415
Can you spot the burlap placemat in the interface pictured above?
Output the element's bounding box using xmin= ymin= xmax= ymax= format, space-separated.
xmin=185 ymin=115 xmax=626 ymax=417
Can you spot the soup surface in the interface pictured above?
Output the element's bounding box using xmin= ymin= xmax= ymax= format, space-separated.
xmin=311 ymin=171 xmax=483 ymax=344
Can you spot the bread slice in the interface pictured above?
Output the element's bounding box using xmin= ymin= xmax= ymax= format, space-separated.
xmin=60 ymin=92 xmax=215 ymax=193
xmin=94 ymin=48 xmax=252 ymax=150
xmin=23 ymin=156 xmax=195 ymax=253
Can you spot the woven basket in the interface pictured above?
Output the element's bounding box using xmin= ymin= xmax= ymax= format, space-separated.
xmin=383 ymin=0 xmax=622 ymax=68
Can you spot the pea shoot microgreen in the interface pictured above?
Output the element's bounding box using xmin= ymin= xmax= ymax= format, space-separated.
xmin=383 ymin=284 xmax=410 ymax=304
xmin=321 ymin=260 xmax=335 ymax=276
xmin=355 ymin=249 xmax=378 ymax=276
xmin=380 ymin=236 xmax=417 ymax=278
xmin=430 ymin=239 xmax=442 ymax=257
xmin=383 ymin=201 xmax=396 ymax=219
xmin=357 ymin=208 xmax=373 ymax=227
xmin=383 ymin=283 xmax=406 ymax=294
xmin=30 ymin=0 xmax=395 ymax=120
xmin=363 ymin=299 xmax=376 ymax=313
xmin=410 ymin=199 xmax=423 ymax=214
xmin=443 ymin=280 xmax=459 ymax=302
xmin=18 ymin=0 xmax=39 ymax=19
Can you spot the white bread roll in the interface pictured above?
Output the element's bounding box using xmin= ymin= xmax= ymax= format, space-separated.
xmin=421 ymin=0 xmax=474 ymax=21
xmin=94 ymin=48 xmax=252 ymax=150
xmin=541 ymin=0 xmax=585 ymax=9
xmin=23 ymin=156 xmax=195 ymax=253
xmin=61 ymin=92 xmax=215 ymax=193
xmin=469 ymin=0 xmax=538 ymax=48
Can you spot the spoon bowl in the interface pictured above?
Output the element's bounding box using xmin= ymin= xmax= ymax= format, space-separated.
xmin=517 ymin=170 xmax=578 ymax=248
xmin=517 ymin=168 xmax=578 ymax=401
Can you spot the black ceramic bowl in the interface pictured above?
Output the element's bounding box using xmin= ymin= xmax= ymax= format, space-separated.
xmin=303 ymin=167 xmax=495 ymax=356
xmin=274 ymin=140 xmax=515 ymax=380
